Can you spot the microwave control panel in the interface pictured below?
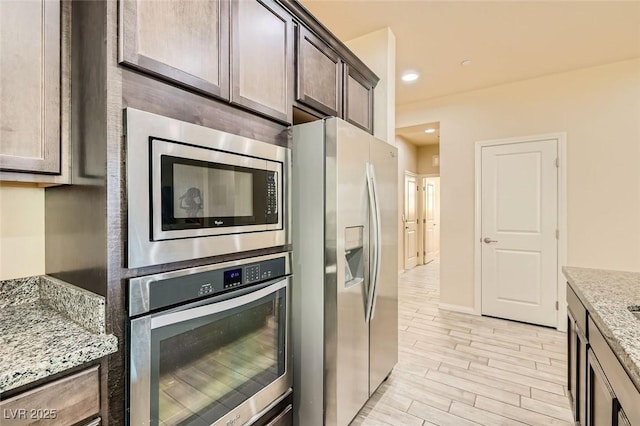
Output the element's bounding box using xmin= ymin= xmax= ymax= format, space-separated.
xmin=265 ymin=172 xmax=278 ymax=221
xmin=147 ymin=256 xmax=287 ymax=312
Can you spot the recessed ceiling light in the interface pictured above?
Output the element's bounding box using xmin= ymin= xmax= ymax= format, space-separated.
xmin=401 ymin=72 xmax=419 ymax=82
xmin=461 ymin=59 xmax=472 ymax=66
xmin=424 ymin=128 xmax=436 ymax=134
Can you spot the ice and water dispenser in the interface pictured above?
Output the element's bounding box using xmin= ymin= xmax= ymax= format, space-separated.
xmin=345 ymin=226 xmax=365 ymax=287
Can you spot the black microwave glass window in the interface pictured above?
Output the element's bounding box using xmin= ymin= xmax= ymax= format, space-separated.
xmin=160 ymin=155 xmax=278 ymax=231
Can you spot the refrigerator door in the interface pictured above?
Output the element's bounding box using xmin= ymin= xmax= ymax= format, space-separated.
xmin=325 ymin=118 xmax=371 ymax=426
xmin=368 ymin=137 xmax=399 ymax=394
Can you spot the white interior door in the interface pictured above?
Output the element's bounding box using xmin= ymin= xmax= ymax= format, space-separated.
xmin=404 ymin=173 xmax=418 ymax=270
xmin=481 ymin=139 xmax=558 ymax=327
xmin=424 ymin=177 xmax=440 ymax=263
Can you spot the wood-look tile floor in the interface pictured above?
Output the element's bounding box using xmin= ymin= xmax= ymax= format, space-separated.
xmin=351 ymin=259 xmax=574 ymax=426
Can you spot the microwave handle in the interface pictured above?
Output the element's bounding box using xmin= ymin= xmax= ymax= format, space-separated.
xmin=150 ymin=278 xmax=288 ymax=329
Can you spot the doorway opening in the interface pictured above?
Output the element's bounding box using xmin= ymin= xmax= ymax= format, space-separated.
xmin=396 ymin=122 xmax=440 ymax=273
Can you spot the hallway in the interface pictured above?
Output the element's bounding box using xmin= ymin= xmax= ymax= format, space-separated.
xmin=351 ymin=260 xmax=573 ymax=426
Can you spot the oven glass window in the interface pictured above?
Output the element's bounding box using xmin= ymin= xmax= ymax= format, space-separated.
xmin=160 ymin=155 xmax=278 ymax=231
xmin=150 ymin=287 xmax=286 ymax=426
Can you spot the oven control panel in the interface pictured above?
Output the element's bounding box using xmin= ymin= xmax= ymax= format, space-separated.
xmin=143 ymin=256 xmax=288 ymax=313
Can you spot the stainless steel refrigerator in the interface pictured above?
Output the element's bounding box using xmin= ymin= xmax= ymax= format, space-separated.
xmin=292 ymin=118 xmax=398 ymax=426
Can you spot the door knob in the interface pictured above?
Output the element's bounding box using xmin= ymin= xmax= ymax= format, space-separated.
xmin=483 ymin=237 xmax=498 ymax=244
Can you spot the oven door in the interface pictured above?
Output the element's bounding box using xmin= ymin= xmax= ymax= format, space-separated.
xmin=129 ymin=277 xmax=291 ymax=426
xmin=151 ymin=138 xmax=282 ymax=241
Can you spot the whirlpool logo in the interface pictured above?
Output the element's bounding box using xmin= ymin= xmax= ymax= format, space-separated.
xmin=227 ymin=414 xmax=241 ymax=426
xmin=214 ymin=220 xmax=224 ymax=226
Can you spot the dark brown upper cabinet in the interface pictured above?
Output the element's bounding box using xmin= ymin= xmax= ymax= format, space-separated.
xmin=119 ymin=0 xmax=230 ymax=100
xmin=230 ymin=0 xmax=294 ymax=124
xmin=344 ymin=64 xmax=374 ymax=134
xmin=296 ymin=25 xmax=341 ymax=118
xmin=0 ymin=0 xmax=69 ymax=181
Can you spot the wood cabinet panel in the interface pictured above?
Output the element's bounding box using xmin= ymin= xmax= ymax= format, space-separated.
xmin=231 ymin=0 xmax=294 ymax=123
xmin=344 ymin=65 xmax=374 ymax=134
xmin=568 ymin=311 xmax=589 ymax=425
xmin=567 ymin=285 xmax=589 ymax=425
xmin=120 ymin=0 xmax=229 ymax=99
xmin=588 ymin=318 xmax=640 ymax=425
xmin=568 ymin=285 xmax=587 ymax=334
xmin=0 ymin=367 xmax=100 ymax=426
xmin=296 ymin=26 xmax=341 ymax=117
xmin=587 ymin=349 xmax=617 ymax=426
xmin=0 ymin=0 xmax=61 ymax=174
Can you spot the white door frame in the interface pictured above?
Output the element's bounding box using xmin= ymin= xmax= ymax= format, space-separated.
xmin=404 ymin=171 xmax=419 ymax=270
xmin=474 ymin=133 xmax=567 ymax=331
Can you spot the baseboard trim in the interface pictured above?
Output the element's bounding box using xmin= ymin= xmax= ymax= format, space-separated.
xmin=438 ymin=303 xmax=480 ymax=316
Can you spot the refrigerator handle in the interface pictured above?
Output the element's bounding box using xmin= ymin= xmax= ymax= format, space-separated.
xmin=365 ymin=163 xmax=382 ymax=322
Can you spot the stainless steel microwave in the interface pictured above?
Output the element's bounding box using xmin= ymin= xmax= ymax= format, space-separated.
xmin=125 ymin=108 xmax=290 ymax=268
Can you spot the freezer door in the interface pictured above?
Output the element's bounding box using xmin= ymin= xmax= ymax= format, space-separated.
xmin=325 ymin=118 xmax=371 ymax=426
xmin=368 ymin=137 xmax=399 ymax=394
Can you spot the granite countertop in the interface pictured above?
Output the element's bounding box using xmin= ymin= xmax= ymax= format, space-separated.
xmin=0 ymin=276 xmax=118 ymax=394
xmin=563 ymin=266 xmax=640 ymax=389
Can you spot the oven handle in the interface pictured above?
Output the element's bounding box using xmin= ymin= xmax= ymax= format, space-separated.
xmin=150 ymin=278 xmax=288 ymax=329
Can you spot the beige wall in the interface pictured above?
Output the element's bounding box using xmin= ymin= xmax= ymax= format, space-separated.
xmin=418 ymin=145 xmax=440 ymax=175
xmin=397 ymin=58 xmax=640 ymax=309
xmin=347 ymin=28 xmax=396 ymax=145
xmin=0 ymin=185 xmax=45 ymax=280
xmin=396 ymin=135 xmax=418 ymax=271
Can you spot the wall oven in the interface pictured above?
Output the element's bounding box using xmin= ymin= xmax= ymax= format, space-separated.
xmin=125 ymin=108 xmax=290 ymax=268
xmin=128 ymin=253 xmax=291 ymax=426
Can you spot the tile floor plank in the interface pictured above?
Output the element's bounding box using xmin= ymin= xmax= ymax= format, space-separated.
xmin=520 ymin=397 xmax=574 ymax=422
xmin=475 ymin=396 xmax=571 ymax=426
xmin=408 ymin=401 xmax=480 ymax=426
xmin=449 ymin=401 xmax=529 ymax=426
xmin=350 ymin=260 xmax=572 ymax=425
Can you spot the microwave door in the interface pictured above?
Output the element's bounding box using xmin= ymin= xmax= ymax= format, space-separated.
xmin=150 ymin=138 xmax=282 ymax=241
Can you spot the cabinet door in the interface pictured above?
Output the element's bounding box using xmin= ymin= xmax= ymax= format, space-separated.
xmin=296 ymin=26 xmax=341 ymax=117
xmin=0 ymin=366 xmax=99 ymax=425
xmin=120 ymin=0 xmax=230 ymax=100
xmin=231 ymin=0 xmax=294 ymax=123
xmin=344 ymin=64 xmax=374 ymax=134
xmin=0 ymin=0 xmax=61 ymax=174
xmin=568 ymin=310 xmax=589 ymax=425
xmin=568 ymin=313 xmax=579 ymax=421
xmin=587 ymin=349 xmax=617 ymax=426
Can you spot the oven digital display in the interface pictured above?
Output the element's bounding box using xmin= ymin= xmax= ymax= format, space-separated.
xmin=224 ymin=269 xmax=243 ymax=286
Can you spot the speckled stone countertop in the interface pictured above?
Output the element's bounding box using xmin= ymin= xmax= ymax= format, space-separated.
xmin=563 ymin=267 xmax=640 ymax=389
xmin=0 ymin=275 xmax=118 ymax=394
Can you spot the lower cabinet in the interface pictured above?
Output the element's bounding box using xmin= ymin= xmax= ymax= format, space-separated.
xmin=0 ymin=366 xmax=100 ymax=426
xmin=567 ymin=282 xmax=640 ymax=426
xmin=587 ymin=349 xmax=617 ymax=425
xmin=568 ymin=309 xmax=588 ymax=424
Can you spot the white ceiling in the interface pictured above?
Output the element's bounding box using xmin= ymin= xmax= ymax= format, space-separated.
xmin=302 ymin=0 xmax=640 ymax=106
xmin=396 ymin=122 xmax=440 ymax=146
